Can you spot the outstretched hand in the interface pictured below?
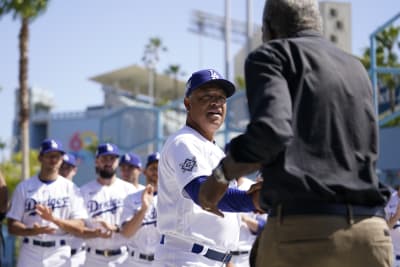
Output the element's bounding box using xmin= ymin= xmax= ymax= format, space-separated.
xmin=247 ymin=181 xmax=264 ymax=213
xmin=35 ymin=204 xmax=55 ymax=222
xmin=141 ymin=184 xmax=154 ymax=210
xmin=198 ymin=174 xmax=229 ymax=217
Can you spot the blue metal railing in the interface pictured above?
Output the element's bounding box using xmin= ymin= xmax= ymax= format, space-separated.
xmin=369 ymin=12 xmax=400 ymax=116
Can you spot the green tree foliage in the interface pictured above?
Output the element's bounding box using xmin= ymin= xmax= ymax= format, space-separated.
xmin=142 ymin=37 xmax=168 ymax=105
xmin=361 ymin=26 xmax=400 ymax=114
xmin=0 ymin=150 xmax=40 ymax=196
xmin=165 ymin=64 xmax=185 ymax=100
xmin=0 ymin=0 xmax=50 ymax=180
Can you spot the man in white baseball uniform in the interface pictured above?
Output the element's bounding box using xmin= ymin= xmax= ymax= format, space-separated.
xmin=154 ymin=69 xmax=261 ymax=267
xmin=7 ymin=139 xmax=87 ymax=267
xmin=59 ymin=153 xmax=87 ymax=267
xmin=120 ymin=152 xmax=161 ymax=266
xmin=385 ymin=185 xmax=400 ymax=267
xmin=228 ymin=176 xmax=267 ymax=267
xmin=119 ymin=152 xmax=145 ymax=191
xmin=80 ymin=143 xmax=136 ymax=267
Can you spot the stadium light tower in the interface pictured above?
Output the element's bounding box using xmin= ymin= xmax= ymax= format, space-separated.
xmin=189 ymin=0 xmax=254 ymax=80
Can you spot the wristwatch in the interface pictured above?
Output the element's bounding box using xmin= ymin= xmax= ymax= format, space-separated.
xmin=212 ymin=161 xmax=230 ymax=185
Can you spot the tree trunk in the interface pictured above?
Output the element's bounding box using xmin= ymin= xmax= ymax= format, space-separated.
xmin=19 ymin=18 xmax=30 ymax=180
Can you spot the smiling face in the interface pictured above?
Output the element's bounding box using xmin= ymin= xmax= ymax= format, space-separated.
xmin=184 ymin=84 xmax=227 ymax=141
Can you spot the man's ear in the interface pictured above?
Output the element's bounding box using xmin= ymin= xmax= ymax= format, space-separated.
xmin=184 ymin=97 xmax=191 ymax=112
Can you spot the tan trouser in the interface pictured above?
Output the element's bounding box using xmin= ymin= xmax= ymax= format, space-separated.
xmin=255 ymin=215 xmax=393 ymax=267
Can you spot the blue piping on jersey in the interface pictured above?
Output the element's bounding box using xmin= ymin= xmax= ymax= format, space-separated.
xmin=184 ymin=176 xmax=255 ymax=212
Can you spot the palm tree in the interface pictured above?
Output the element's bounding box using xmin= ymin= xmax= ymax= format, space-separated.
xmin=361 ymin=26 xmax=400 ymax=113
xmin=142 ymin=37 xmax=167 ymax=105
xmin=0 ymin=0 xmax=51 ymax=180
xmin=165 ymin=64 xmax=185 ymax=99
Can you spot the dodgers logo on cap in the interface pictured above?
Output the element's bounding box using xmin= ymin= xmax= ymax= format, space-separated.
xmin=63 ymin=153 xmax=77 ymax=167
xmin=119 ymin=152 xmax=142 ymax=168
xmin=96 ymin=143 xmax=120 ymax=157
xmin=185 ymin=69 xmax=236 ymax=98
xmin=39 ymin=138 xmax=65 ymax=155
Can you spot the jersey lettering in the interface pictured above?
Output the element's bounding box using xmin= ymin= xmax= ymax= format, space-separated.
xmin=25 ymin=197 xmax=70 ymax=216
xmin=87 ymin=198 xmax=123 ymax=217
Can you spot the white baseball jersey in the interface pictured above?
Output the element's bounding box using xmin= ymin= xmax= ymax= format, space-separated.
xmin=121 ymin=190 xmax=160 ymax=266
xmin=231 ymin=178 xmax=268 ymax=267
xmin=7 ymin=175 xmax=87 ymax=236
xmin=7 ymin=175 xmax=87 ymax=267
xmin=385 ymin=190 xmax=400 ymax=261
xmin=80 ymin=177 xmax=136 ymax=250
xmin=155 ymin=126 xmax=241 ymax=267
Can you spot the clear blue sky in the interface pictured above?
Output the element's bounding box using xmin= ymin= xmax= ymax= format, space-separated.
xmin=0 ymin=0 xmax=399 ymax=157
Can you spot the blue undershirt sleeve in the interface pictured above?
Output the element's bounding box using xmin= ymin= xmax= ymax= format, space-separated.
xmin=184 ymin=176 xmax=255 ymax=212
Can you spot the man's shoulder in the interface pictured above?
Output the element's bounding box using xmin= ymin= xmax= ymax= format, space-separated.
xmin=164 ymin=126 xmax=204 ymax=149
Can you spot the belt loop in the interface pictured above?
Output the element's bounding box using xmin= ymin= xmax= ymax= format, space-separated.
xmin=347 ymin=204 xmax=354 ymax=225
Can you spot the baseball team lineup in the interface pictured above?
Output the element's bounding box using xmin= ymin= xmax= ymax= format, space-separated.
xmin=2 ymin=0 xmax=400 ymax=267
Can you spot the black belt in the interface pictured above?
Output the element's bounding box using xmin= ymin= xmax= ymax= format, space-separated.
xmin=71 ymin=246 xmax=86 ymax=255
xmin=87 ymin=247 xmax=123 ymax=257
xmin=130 ymin=251 xmax=154 ymax=261
xmin=269 ymin=202 xmax=385 ymax=218
xmin=23 ymin=238 xmax=66 ymax=247
xmin=160 ymin=235 xmax=232 ymax=263
xmin=191 ymin=243 xmax=232 ymax=263
xmin=231 ymin=250 xmax=249 ymax=256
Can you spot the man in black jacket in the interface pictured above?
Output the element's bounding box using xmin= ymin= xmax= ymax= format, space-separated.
xmin=198 ymin=0 xmax=393 ymax=266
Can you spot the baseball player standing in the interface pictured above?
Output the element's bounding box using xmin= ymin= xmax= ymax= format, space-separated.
xmin=154 ymin=69 xmax=261 ymax=267
xmin=120 ymin=152 xmax=161 ymax=267
xmin=7 ymin=139 xmax=88 ymax=267
xmin=80 ymin=143 xmax=136 ymax=267
xmin=119 ymin=152 xmax=145 ymax=191
xmin=59 ymin=153 xmax=87 ymax=267
xmin=385 ymin=186 xmax=400 ymax=267
xmin=228 ymin=177 xmax=267 ymax=267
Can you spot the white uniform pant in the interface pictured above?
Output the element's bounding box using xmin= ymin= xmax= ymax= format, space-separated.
xmin=84 ymin=248 xmax=128 ymax=267
xmin=17 ymin=242 xmax=70 ymax=267
xmin=230 ymin=253 xmax=250 ymax=267
xmin=68 ymin=248 xmax=86 ymax=267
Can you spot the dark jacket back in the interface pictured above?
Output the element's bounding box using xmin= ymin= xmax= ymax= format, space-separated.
xmin=230 ymin=30 xmax=390 ymax=209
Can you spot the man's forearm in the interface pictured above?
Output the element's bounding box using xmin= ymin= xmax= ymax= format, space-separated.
xmin=120 ymin=208 xmax=147 ymax=237
xmin=51 ymin=218 xmax=85 ymax=236
xmin=222 ymin=154 xmax=261 ymax=181
xmin=8 ymin=219 xmax=39 ymax=236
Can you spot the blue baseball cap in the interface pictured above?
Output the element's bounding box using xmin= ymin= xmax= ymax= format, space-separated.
xmin=119 ymin=153 xmax=142 ymax=168
xmin=146 ymin=152 xmax=160 ymax=167
xmin=63 ymin=153 xmax=77 ymax=167
xmin=185 ymin=69 xmax=235 ymax=98
xmin=39 ymin=139 xmax=65 ymax=155
xmin=96 ymin=143 xmax=120 ymax=158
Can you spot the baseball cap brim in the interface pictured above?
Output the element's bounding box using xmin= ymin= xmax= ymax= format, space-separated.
xmin=40 ymin=148 xmax=65 ymax=155
xmin=187 ymin=79 xmax=236 ymax=98
xmin=97 ymin=151 xmax=119 ymax=157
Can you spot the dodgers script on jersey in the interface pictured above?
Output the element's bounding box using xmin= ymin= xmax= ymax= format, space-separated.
xmin=156 ymin=126 xmax=240 ymax=266
xmin=80 ymin=178 xmax=137 ymax=250
xmin=7 ymin=175 xmax=87 ymax=237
